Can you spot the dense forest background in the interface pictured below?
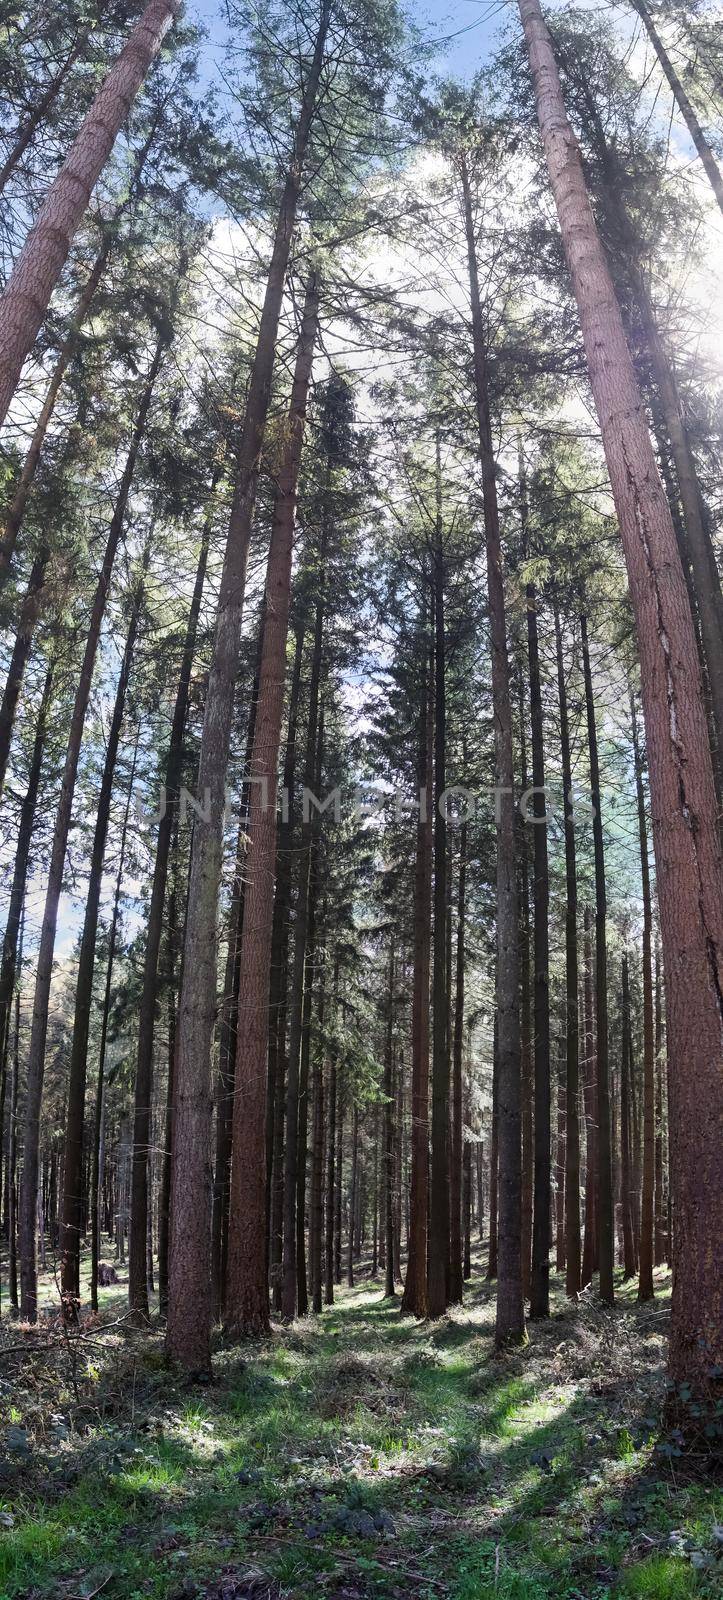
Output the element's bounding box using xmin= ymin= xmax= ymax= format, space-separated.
xmin=0 ymin=2 xmax=721 ymax=1596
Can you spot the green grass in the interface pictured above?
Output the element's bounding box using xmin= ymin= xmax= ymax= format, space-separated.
xmin=0 ymin=1256 xmax=721 ymax=1600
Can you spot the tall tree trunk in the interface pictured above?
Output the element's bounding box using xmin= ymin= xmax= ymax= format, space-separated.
xmin=428 ymin=435 xmax=450 ymax=1318
xmin=449 ymin=821 xmax=467 ymax=1304
xmin=347 ymin=1105 xmax=358 ymax=1288
xmin=0 ymin=116 xmax=158 ymax=587
xmin=487 ymin=1019 xmax=499 ymax=1280
xmin=0 ymin=666 xmax=53 ymax=1078
xmin=526 ymin=573 xmax=550 ymax=1319
xmin=6 ymin=911 xmax=23 ymax=1309
xmin=555 ymin=1041 xmax=566 ymax=1272
xmin=580 ymin=611 xmax=614 ymax=1302
xmin=653 ymin=939 xmax=666 ymax=1267
xmin=517 ymin=681 xmax=533 ymax=1300
xmin=335 ymin=1090 xmax=345 ymax=1284
xmin=269 ymin=622 xmax=305 ymax=1313
xmin=309 ymin=972 xmax=325 ymax=1315
xmin=0 ymin=0 xmax=177 ymax=429
xmin=401 ymin=603 xmax=433 ymax=1318
xmin=460 ymin=154 xmax=523 ymax=1344
xmin=630 ymin=692 xmax=656 ymax=1300
xmin=18 ymin=337 xmax=163 ymax=1321
xmin=620 ymin=956 xmax=637 ymax=1280
xmin=281 ymin=531 xmax=329 ymax=1324
xmin=0 ymin=29 xmax=89 ymax=196
xmin=0 ymin=549 xmax=49 ymax=796
xmin=554 ymin=600 xmax=581 ymax=1295
xmin=60 ymin=549 xmax=149 ymax=1318
xmin=167 ymin=1 xmax=332 ymax=1373
xmin=90 ymin=736 xmax=139 ymax=1312
xmin=324 ymin=957 xmax=339 ymax=1306
xmin=581 ymin=906 xmax=597 ymax=1287
xmin=384 ymin=939 xmax=396 ymax=1299
xmin=518 ymin=0 xmax=723 ymax=1392
xmin=129 ymin=479 xmax=215 ymax=1321
xmin=224 ymin=274 xmax=319 ymax=1337
xmin=629 ymin=0 xmax=723 ymax=214
xmin=572 ymin=78 xmax=723 ymax=784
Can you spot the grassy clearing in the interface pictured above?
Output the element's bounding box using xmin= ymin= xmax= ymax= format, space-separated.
xmin=0 ymin=1254 xmax=720 ymax=1600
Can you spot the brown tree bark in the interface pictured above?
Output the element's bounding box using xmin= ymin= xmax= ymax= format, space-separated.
xmin=347 ymin=1105 xmax=358 ymax=1288
xmin=18 ymin=335 xmax=164 ymax=1321
xmin=309 ymin=973 xmax=325 ymax=1315
xmin=269 ymin=621 xmax=305 ymax=1313
xmin=630 ymin=691 xmax=656 ymax=1300
xmin=581 ymin=905 xmax=598 ymax=1287
xmin=518 ymin=0 xmax=723 ymax=1390
xmin=401 ymin=602 xmax=433 ymax=1318
xmin=60 ymin=548 xmax=149 ymax=1318
xmin=0 ymin=29 xmax=89 ymax=196
xmin=224 ymin=273 xmax=319 ymax=1338
xmin=90 ymin=736 xmax=139 ymax=1312
xmin=487 ymin=1019 xmax=499 ymax=1280
xmin=653 ymin=939 xmax=666 ymax=1266
xmin=323 ymin=955 xmax=339 ymax=1306
xmin=580 ymin=611 xmax=615 ymax=1303
xmin=428 ymin=434 xmax=450 ymax=1318
xmin=460 ymin=153 xmax=523 ymax=1344
xmin=167 ymin=3 xmax=331 ymax=1374
xmin=0 ymin=549 xmax=49 ymax=796
xmin=526 ymin=572 xmax=551 ymax=1319
xmin=554 ymin=599 xmax=581 ymax=1295
xmin=629 ymin=0 xmax=723 ymax=215
xmin=517 ymin=681 xmax=533 ymax=1299
xmin=0 ymin=666 xmax=53 ymax=1081
xmin=449 ymin=820 xmax=467 ymax=1304
xmin=384 ymin=938 xmax=396 ymax=1299
xmin=620 ymin=955 xmax=637 ymax=1280
xmin=0 ymin=0 xmax=177 ymax=429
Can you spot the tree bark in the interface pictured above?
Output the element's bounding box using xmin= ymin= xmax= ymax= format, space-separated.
xmin=0 ymin=666 xmax=53 ymax=1080
xmin=630 ymin=691 xmax=656 ymax=1300
xmin=0 ymin=549 xmax=49 ymax=796
xmin=18 ymin=335 xmax=164 ymax=1321
xmin=629 ymin=0 xmax=723 ymax=214
xmin=347 ymin=1105 xmax=358 ymax=1288
xmin=487 ymin=1019 xmax=499 ymax=1280
xmin=384 ymin=939 xmax=396 ymax=1299
xmin=428 ymin=434 xmax=450 ymax=1319
xmin=449 ymin=820 xmax=467 ymax=1304
xmin=0 ymin=0 xmax=177 ymax=429
xmin=60 ymin=548 xmax=149 ymax=1318
xmin=0 ymin=29 xmax=89 ymax=196
xmin=224 ymin=273 xmax=319 ymax=1337
xmin=553 ymin=599 xmax=581 ymax=1295
xmin=518 ymin=0 xmax=723 ymax=1390
xmin=526 ymin=570 xmax=550 ymax=1319
xmin=580 ymin=610 xmax=615 ymax=1303
xmin=90 ymin=736 xmax=139 ymax=1312
xmin=581 ymin=906 xmax=598 ymax=1288
xmin=460 ymin=154 xmax=523 ymax=1344
xmin=517 ymin=682 xmax=533 ymax=1301
xmin=620 ymin=955 xmax=637 ymax=1280
xmin=401 ymin=599 xmax=433 ymax=1318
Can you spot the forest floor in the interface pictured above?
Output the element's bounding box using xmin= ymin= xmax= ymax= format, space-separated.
xmin=0 ymin=1251 xmax=721 ymax=1600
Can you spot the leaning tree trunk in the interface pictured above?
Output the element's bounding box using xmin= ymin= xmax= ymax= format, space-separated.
xmin=0 ymin=666 xmax=53 ymax=1076
xmin=630 ymin=691 xmax=656 ymax=1300
xmin=0 ymin=29 xmax=89 ymax=196
xmin=0 ymin=0 xmax=177 ymax=430
xmin=629 ymin=0 xmax=723 ymax=215
xmin=518 ymin=0 xmax=723 ymax=1394
xmin=0 ymin=549 xmax=49 ymax=795
xmin=224 ymin=273 xmax=319 ymax=1338
xmin=60 ymin=551 xmax=148 ymax=1319
xmin=401 ymin=599 xmax=433 ymax=1318
xmin=17 ymin=336 xmax=164 ymax=1321
xmin=129 ymin=480 xmax=215 ymax=1322
xmin=460 ymin=154 xmax=524 ymax=1345
xmin=580 ymin=610 xmax=615 ymax=1303
xmin=167 ymin=3 xmax=332 ymax=1374
xmin=553 ymin=599 xmax=581 ymax=1295
xmin=0 ymin=120 xmax=157 ymax=590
